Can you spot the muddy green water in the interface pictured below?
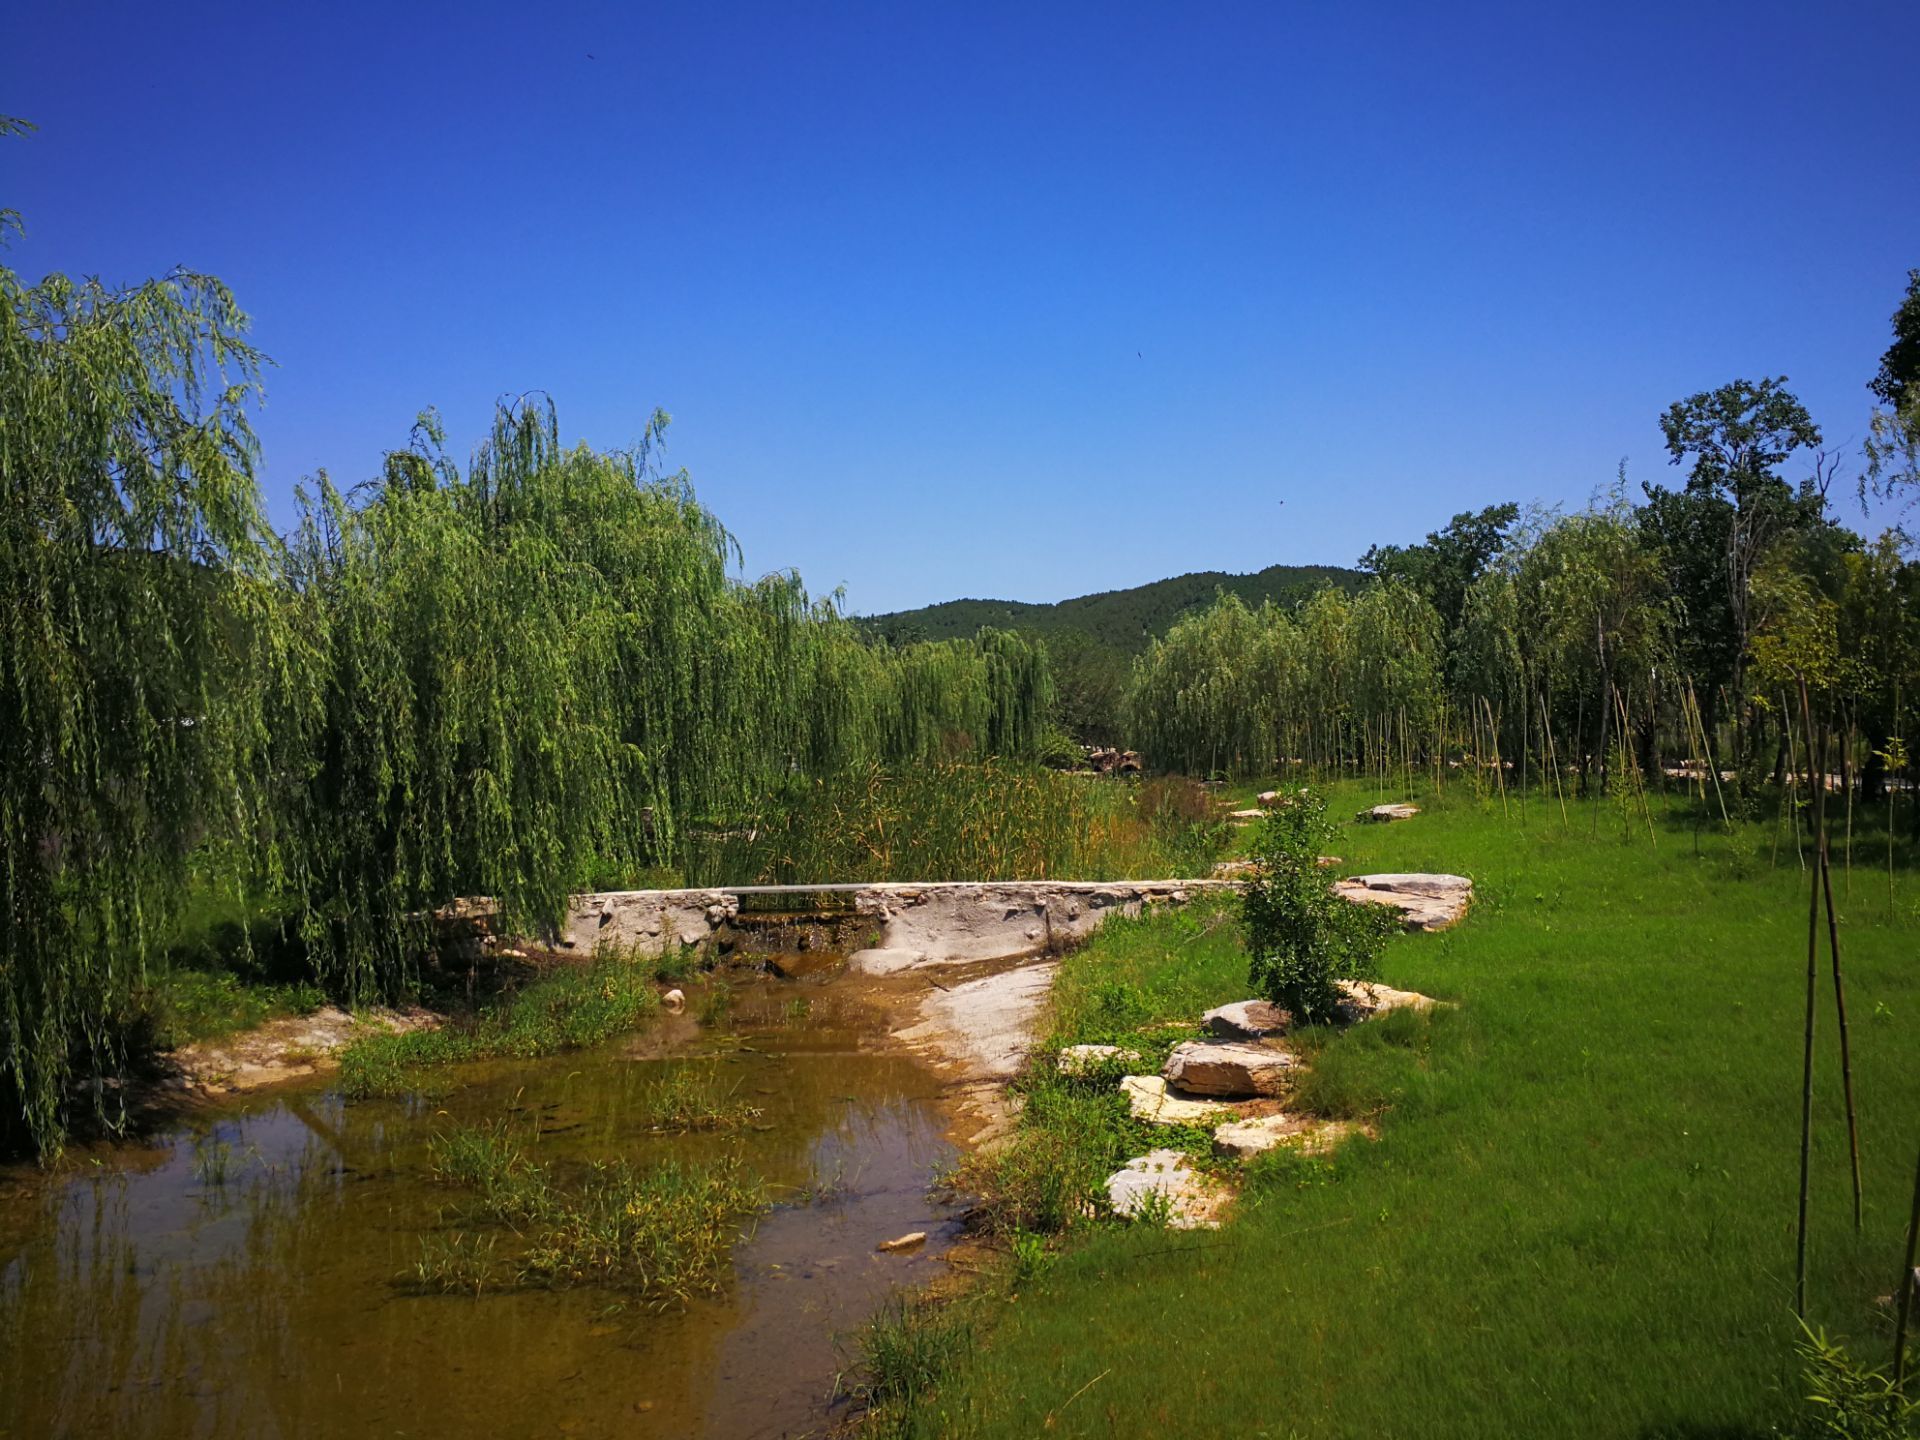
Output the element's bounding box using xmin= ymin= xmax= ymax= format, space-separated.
xmin=0 ymin=977 xmax=962 ymax=1439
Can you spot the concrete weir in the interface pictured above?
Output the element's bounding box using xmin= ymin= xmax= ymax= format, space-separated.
xmin=550 ymin=879 xmax=1237 ymax=973
xmin=542 ymin=879 xmax=1236 ymax=1144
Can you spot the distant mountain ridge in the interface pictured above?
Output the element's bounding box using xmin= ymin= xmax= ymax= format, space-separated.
xmin=858 ymin=563 xmax=1365 ymax=652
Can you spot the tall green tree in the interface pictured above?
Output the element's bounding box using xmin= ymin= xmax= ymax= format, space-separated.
xmin=1869 ymin=269 xmax=1920 ymax=413
xmin=1657 ymin=378 xmax=1825 ymax=766
xmin=1359 ymin=502 xmax=1519 ymax=639
xmin=1 ymin=258 xmax=291 ymax=1153
xmin=1866 ymin=270 xmax=1920 ymax=510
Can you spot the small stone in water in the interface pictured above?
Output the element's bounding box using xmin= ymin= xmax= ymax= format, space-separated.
xmin=876 ymin=1231 xmax=927 ymax=1253
xmin=661 ymin=988 xmax=686 ymax=1011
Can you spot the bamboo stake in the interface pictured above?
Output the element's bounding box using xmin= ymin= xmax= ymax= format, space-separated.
xmin=1520 ymin=668 xmax=1530 ymax=826
xmin=1541 ymin=688 xmax=1569 ymax=830
xmin=1615 ymin=683 xmax=1656 ymax=849
xmin=1687 ymin=676 xmax=1731 ymax=832
xmin=1800 ymin=677 xmax=1864 ymax=1232
xmin=1843 ymin=708 xmax=1854 ymax=900
xmin=1894 ymin=1141 xmax=1920 ymax=1391
xmin=1795 ymin=837 xmax=1819 ymax=1317
xmin=1485 ymin=695 xmax=1508 ymax=820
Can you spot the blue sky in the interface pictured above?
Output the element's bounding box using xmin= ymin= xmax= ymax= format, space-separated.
xmin=7 ymin=2 xmax=1918 ymax=613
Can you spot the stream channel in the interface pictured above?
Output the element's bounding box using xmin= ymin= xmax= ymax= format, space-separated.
xmin=0 ymin=952 xmax=969 ymax=1439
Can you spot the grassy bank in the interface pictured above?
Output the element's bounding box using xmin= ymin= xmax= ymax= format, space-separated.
xmin=903 ymin=780 xmax=1920 ymax=1439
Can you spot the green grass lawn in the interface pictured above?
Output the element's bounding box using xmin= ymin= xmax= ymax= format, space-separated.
xmin=910 ymin=779 xmax=1920 ymax=1439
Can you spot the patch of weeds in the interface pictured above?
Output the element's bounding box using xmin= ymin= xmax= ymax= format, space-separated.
xmin=1131 ymin=1185 xmax=1177 ymax=1229
xmin=1009 ymin=1229 xmax=1052 ymax=1287
xmin=415 ymin=1134 xmax=767 ymax=1308
xmin=428 ymin=1122 xmax=551 ymax=1222
xmin=337 ymin=954 xmax=659 ymax=1100
xmin=640 ymin=1065 xmax=763 ymax=1132
xmin=1080 ymin=978 xmax=1152 ymax=1039
xmin=697 ymin=978 xmax=736 ymax=1027
xmin=144 ymin=967 xmax=327 ymax=1050
xmin=518 ymin=1157 xmax=767 ymax=1305
xmin=843 ymin=1290 xmax=974 ymax=1440
xmin=1789 ymin=1323 xmax=1916 ymax=1438
xmin=413 ymin=1232 xmax=500 ymax=1296
xmin=192 ymin=1137 xmax=236 ymax=1187
xmin=652 ymin=946 xmax=704 ymax=984
xmin=785 ymin=1157 xmax=853 ymax=1207
xmin=956 ymin=1079 xmax=1132 ymax=1237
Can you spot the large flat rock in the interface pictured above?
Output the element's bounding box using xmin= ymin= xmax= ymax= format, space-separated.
xmin=1202 ymin=999 xmax=1290 ymax=1039
xmin=1163 ymin=1039 xmax=1300 ymax=1098
xmin=1105 ymin=1149 xmax=1232 ymax=1229
xmin=1335 ymin=979 xmax=1438 ymax=1020
xmin=165 ymin=1005 xmax=439 ymax=1095
xmin=1121 ymin=1074 xmax=1240 ymax=1126
xmin=1335 ymin=872 xmax=1472 ymax=931
xmin=1213 ymin=1113 xmax=1361 ymax=1160
xmin=543 ymin=880 xmax=1234 ymax=966
xmin=896 ymin=962 xmax=1059 ymax=1083
xmin=1357 ymin=803 xmax=1420 ymax=823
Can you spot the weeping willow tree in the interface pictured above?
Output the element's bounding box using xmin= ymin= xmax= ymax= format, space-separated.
xmin=1124 ymin=582 xmax=1444 ymax=777
xmin=1 ymin=261 xmax=292 ymax=1153
xmin=285 ymin=398 xmax=1056 ymax=1000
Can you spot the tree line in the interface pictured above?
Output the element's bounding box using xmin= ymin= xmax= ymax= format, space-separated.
xmin=1124 ymin=271 xmax=1920 ymax=799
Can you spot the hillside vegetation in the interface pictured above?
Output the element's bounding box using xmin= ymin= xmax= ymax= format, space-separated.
xmin=861 ymin=564 xmax=1365 ymax=744
xmin=858 ymin=563 xmax=1364 ymax=651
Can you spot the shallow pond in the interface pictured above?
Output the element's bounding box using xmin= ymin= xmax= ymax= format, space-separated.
xmin=0 ymin=974 xmax=963 ymax=1439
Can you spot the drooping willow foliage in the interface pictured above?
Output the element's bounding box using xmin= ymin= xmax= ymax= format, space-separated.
xmin=1124 ymin=582 xmax=1445 ymax=776
xmin=282 ymin=399 xmax=1056 ymax=1002
xmin=1125 ymin=489 xmax=1920 ymax=812
xmin=1 ymin=266 xmax=291 ymax=1149
xmin=1125 ymin=506 xmax=1682 ymax=784
xmin=2 ymin=278 xmax=1054 ymax=1150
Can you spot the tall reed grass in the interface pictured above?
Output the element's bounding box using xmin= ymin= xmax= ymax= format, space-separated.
xmin=683 ymin=764 xmax=1229 ymax=884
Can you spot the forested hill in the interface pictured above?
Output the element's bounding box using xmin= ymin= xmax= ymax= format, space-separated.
xmin=858 ymin=563 xmax=1364 ymax=652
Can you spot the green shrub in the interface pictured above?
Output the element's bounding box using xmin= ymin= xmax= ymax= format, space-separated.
xmin=1241 ymin=789 xmax=1396 ymax=1023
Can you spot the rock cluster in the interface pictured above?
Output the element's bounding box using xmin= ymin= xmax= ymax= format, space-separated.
xmin=1085 ymin=747 xmax=1143 ymax=775
xmin=1104 ymin=975 xmax=1440 ymax=1226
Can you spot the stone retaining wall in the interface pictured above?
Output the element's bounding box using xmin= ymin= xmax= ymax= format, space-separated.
xmin=546 ymin=880 xmax=1238 ymax=972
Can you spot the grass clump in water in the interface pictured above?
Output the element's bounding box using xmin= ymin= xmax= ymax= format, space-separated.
xmin=415 ymin=1120 xmax=767 ymax=1307
xmin=843 ymin=1291 xmax=975 ymax=1440
xmin=518 ymin=1157 xmax=765 ymax=1303
xmin=338 ymin=954 xmax=659 ymax=1099
xmin=413 ymin=1232 xmax=501 ymax=1296
xmin=428 ymin=1121 xmax=552 ymax=1222
xmin=640 ymin=1066 xmax=763 ymax=1132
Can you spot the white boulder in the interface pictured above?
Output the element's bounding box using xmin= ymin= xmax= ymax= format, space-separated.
xmin=1104 ymin=1149 xmax=1232 ymax=1229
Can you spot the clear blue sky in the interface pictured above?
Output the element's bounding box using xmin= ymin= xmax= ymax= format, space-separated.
xmin=7 ymin=2 xmax=1918 ymax=613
